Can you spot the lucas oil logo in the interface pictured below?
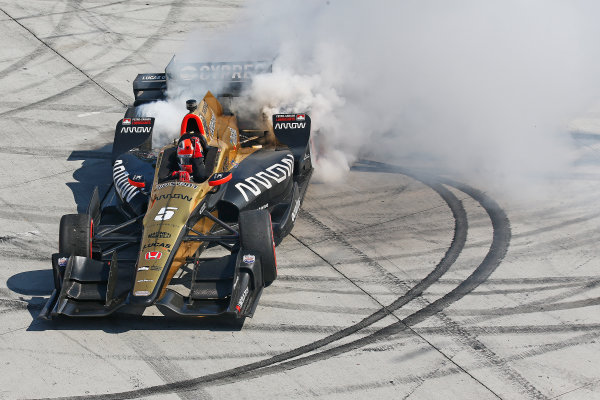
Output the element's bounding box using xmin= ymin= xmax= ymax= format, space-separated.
xmin=235 ymin=154 xmax=294 ymax=202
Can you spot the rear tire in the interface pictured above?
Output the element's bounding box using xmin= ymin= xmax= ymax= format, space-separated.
xmin=59 ymin=214 xmax=93 ymax=258
xmin=238 ymin=209 xmax=277 ymax=285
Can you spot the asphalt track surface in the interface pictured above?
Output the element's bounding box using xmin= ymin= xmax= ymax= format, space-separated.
xmin=1 ymin=2 xmax=600 ymax=399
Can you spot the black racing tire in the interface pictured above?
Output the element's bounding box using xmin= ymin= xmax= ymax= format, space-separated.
xmin=59 ymin=214 xmax=93 ymax=258
xmin=238 ymin=209 xmax=277 ymax=285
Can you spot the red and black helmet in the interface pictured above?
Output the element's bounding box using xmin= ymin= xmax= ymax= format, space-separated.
xmin=177 ymin=137 xmax=203 ymax=169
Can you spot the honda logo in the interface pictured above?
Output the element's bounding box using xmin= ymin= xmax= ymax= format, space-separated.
xmin=145 ymin=251 xmax=162 ymax=260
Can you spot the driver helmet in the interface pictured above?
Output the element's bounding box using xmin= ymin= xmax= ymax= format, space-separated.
xmin=177 ymin=138 xmax=203 ymax=172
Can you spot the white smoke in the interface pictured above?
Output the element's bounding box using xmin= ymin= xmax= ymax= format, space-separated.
xmin=141 ymin=0 xmax=600 ymax=195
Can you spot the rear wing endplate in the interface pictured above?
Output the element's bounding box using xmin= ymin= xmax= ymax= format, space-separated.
xmin=112 ymin=117 xmax=154 ymax=163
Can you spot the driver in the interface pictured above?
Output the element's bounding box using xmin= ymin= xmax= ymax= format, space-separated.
xmin=158 ymin=132 xmax=208 ymax=183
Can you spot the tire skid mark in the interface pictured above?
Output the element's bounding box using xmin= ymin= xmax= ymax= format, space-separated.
xmin=0 ymin=102 xmax=123 ymax=113
xmin=447 ymin=277 xmax=600 ymax=318
xmin=0 ymin=146 xmax=111 ymax=159
xmin=259 ymin=300 xmax=380 ymax=315
xmin=299 ymin=209 xmax=432 ymax=294
xmin=121 ymin=332 xmax=210 ymax=400
xmin=0 ymin=7 xmax=127 ymax=107
xmin=55 ymin=331 xmax=148 ymax=396
xmin=416 ymin=323 xmax=600 ymax=336
xmin=0 ymin=81 xmax=95 ymax=119
xmin=269 ymin=284 xmax=390 ymax=296
xmin=370 ymin=165 xmax=542 ymax=399
xmin=35 ymin=166 xmax=472 ymax=400
xmin=0 ymin=0 xmax=82 ymax=79
xmin=466 ymin=281 xmax=589 ymax=296
xmin=0 ymin=345 xmax=320 ymax=363
xmin=0 ymin=0 xmax=188 ymax=119
xmin=449 ymin=295 xmax=600 ymax=317
xmin=406 ymin=276 xmax=599 ymax=285
xmin=216 ymin=174 xmax=513 ymax=396
xmin=12 ymin=1 xmax=133 ymax=22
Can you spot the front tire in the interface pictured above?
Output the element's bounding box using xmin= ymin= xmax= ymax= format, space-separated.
xmin=59 ymin=214 xmax=93 ymax=258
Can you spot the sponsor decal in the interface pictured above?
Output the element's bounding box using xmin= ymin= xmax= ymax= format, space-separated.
xmin=198 ymin=203 xmax=207 ymax=215
xmin=155 ymin=181 xmax=198 ymax=190
xmin=137 ymin=266 xmax=149 ymax=271
xmin=303 ymin=152 xmax=311 ymax=161
xmin=229 ymin=127 xmax=237 ymax=145
xmin=142 ymin=242 xmax=171 ymax=250
xmin=275 ymin=116 xmax=295 ymax=122
xmin=134 ymin=290 xmax=150 ymax=296
xmin=148 ymin=231 xmax=172 ymax=239
xmin=202 ymin=101 xmax=208 ymax=114
xmin=223 ymin=156 xmax=229 ymax=170
xmin=243 ymin=254 xmax=256 ymax=264
xmin=156 ymin=194 xmax=193 ymax=201
xmin=137 ymin=279 xmax=153 ymax=283
xmin=150 ymin=266 xmax=162 ymax=271
xmin=274 ymin=122 xmax=306 ymax=130
xmin=235 ymin=154 xmax=294 ymax=202
xmin=145 ymin=251 xmax=162 ymax=260
xmin=133 ymin=118 xmax=152 ymax=125
xmin=57 ymin=257 xmax=68 ymax=267
xmin=258 ymin=203 xmax=268 ymax=210
xmin=154 ymin=206 xmax=177 ymax=221
xmin=296 ymin=114 xmax=306 ymax=121
xmin=236 ymin=287 xmax=250 ymax=312
xmin=231 ymin=160 xmax=239 ymax=168
xmin=141 ymin=74 xmax=165 ymax=80
xmin=113 ymin=159 xmax=141 ymax=203
xmin=183 ymin=62 xmax=270 ymax=81
xmin=209 ymin=114 xmax=216 ymax=139
xmin=120 ymin=126 xmax=151 ymax=133
xmin=291 ymin=199 xmax=301 ymax=222
xmin=122 ymin=118 xmax=131 ymax=125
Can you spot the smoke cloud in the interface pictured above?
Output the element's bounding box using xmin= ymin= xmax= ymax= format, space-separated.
xmin=141 ymin=0 xmax=600 ymax=197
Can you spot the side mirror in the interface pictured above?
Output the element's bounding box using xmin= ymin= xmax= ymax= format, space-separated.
xmin=208 ymin=172 xmax=232 ymax=187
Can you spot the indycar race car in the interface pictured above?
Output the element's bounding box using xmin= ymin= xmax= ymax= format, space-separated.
xmin=40 ymin=59 xmax=313 ymax=322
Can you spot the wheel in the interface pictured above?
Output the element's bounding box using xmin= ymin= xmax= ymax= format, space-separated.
xmin=59 ymin=214 xmax=93 ymax=258
xmin=238 ymin=209 xmax=277 ymax=285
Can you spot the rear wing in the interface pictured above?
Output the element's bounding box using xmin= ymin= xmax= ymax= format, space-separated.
xmin=131 ymin=58 xmax=272 ymax=105
xmin=112 ymin=117 xmax=154 ymax=163
xmin=132 ymin=74 xmax=166 ymax=106
xmin=165 ymin=57 xmax=272 ymax=96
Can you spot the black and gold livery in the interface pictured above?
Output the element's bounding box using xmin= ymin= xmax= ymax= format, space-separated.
xmin=40 ymin=73 xmax=313 ymax=323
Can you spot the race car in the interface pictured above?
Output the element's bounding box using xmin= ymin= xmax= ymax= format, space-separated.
xmin=39 ymin=60 xmax=313 ymax=322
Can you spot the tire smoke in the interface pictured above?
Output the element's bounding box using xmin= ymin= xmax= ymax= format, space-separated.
xmin=141 ymin=0 xmax=600 ymax=197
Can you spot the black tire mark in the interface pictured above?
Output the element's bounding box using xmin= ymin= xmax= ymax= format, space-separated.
xmin=35 ymin=168 xmax=470 ymax=400
xmin=200 ymin=174 xmax=513 ymax=395
xmin=0 ymin=0 xmax=83 ymax=79
xmin=359 ymin=164 xmax=543 ymax=399
xmin=0 ymin=7 xmax=127 ymax=107
xmin=416 ymin=323 xmax=600 ymax=336
xmin=0 ymin=0 xmax=188 ymax=119
xmin=121 ymin=332 xmax=210 ymax=400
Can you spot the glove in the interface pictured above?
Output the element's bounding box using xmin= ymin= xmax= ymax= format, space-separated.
xmin=171 ymin=171 xmax=191 ymax=182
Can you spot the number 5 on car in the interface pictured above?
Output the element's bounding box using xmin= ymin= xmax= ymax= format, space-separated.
xmin=154 ymin=207 xmax=177 ymax=221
